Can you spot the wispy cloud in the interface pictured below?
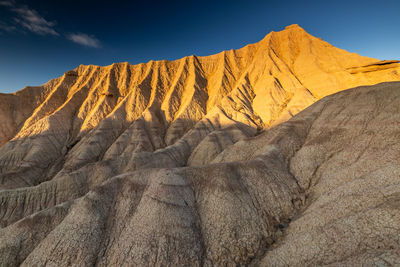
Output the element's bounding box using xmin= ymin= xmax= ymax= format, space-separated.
xmin=12 ymin=6 xmax=58 ymax=36
xmin=0 ymin=21 xmax=16 ymax=32
xmin=0 ymin=1 xmax=13 ymax=7
xmin=0 ymin=1 xmax=17 ymax=34
xmin=0 ymin=2 xmax=58 ymax=35
xmin=67 ymin=33 xmax=101 ymax=48
xmin=0 ymin=2 xmax=101 ymax=48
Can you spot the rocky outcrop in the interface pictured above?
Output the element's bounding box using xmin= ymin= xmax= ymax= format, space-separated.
xmin=0 ymin=24 xmax=400 ymax=266
xmin=347 ymin=60 xmax=400 ymax=74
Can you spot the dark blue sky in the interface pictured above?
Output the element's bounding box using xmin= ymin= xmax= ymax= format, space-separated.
xmin=0 ymin=0 xmax=399 ymax=93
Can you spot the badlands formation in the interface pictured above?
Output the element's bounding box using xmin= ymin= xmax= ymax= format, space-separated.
xmin=0 ymin=24 xmax=399 ymax=266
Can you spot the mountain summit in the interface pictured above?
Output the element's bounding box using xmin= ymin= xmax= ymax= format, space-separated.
xmin=0 ymin=25 xmax=400 ymax=266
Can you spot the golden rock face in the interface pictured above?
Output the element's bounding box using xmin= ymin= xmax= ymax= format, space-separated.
xmin=1 ymin=24 xmax=399 ymax=147
xmin=0 ymin=25 xmax=399 ymax=266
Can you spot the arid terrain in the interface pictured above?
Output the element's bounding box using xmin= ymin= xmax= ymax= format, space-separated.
xmin=0 ymin=25 xmax=399 ymax=266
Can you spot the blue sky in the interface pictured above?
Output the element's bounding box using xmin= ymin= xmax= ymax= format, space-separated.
xmin=0 ymin=0 xmax=399 ymax=93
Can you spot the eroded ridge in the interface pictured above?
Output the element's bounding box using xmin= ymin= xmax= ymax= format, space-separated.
xmin=0 ymin=23 xmax=399 ymax=266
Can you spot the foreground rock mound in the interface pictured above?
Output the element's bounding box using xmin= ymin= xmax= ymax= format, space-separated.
xmin=0 ymin=24 xmax=399 ymax=266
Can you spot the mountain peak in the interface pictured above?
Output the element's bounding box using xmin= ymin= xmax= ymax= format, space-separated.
xmin=284 ymin=23 xmax=303 ymax=30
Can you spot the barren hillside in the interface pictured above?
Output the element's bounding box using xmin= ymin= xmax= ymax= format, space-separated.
xmin=0 ymin=25 xmax=399 ymax=266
